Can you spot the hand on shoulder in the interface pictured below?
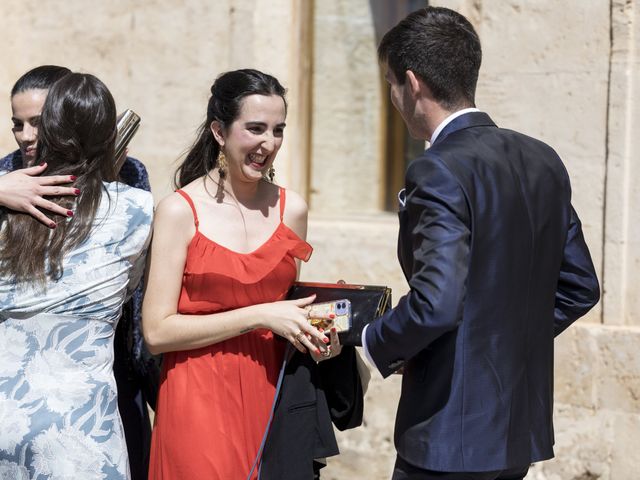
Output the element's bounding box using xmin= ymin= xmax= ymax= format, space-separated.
xmin=0 ymin=163 xmax=78 ymax=227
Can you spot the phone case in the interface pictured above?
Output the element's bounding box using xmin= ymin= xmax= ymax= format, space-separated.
xmin=288 ymin=282 xmax=392 ymax=346
xmin=306 ymin=299 xmax=352 ymax=332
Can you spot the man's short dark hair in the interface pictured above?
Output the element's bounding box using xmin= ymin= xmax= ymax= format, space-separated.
xmin=378 ymin=7 xmax=482 ymax=111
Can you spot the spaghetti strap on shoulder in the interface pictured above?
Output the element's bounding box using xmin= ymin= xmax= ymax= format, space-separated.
xmin=279 ymin=187 xmax=286 ymax=222
xmin=176 ymin=189 xmax=199 ymax=228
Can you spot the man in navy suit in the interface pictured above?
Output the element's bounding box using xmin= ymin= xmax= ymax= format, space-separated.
xmin=362 ymin=7 xmax=600 ymax=480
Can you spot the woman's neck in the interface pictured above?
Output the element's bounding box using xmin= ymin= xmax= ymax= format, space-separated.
xmin=208 ymin=169 xmax=263 ymax=206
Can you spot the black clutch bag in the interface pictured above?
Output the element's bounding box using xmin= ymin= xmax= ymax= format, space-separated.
xmin=287 ymin=282 xmax=392 ymax=346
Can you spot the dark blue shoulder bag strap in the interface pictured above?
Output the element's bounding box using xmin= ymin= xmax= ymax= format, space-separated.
xmin=247 ymin=344 xmax=295 ymax=480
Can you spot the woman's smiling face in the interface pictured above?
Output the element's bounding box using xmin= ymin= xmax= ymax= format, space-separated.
xmin=212 ymin=94 xmax=287 ymax=184
xmin=11 ymin=88 xmax=48 ymax=167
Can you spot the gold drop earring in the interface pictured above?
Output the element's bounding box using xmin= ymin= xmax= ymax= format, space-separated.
xmin=217 ymin=150 xmax=228 ymax=180
xmin=214 ymin=150 xmax=227 ymax=202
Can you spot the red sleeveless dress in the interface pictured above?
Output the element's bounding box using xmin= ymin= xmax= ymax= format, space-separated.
xmin=148 ymin=187 xmax=312 ymax=480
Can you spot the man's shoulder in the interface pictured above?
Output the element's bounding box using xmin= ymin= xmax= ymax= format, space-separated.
xmin=498 ymin=127 xmax=559 ymax=154
xmin=405 ymin=150 xmax=462 ymax=192
xmin=407 ymin=148 xmax=455 ymax=175
xmin=493 ymin=127 xmax=568 ymax=177
xmin=429 ymin=123 xmax=563 ymax=169
xmin=407 ymin=125 xmax=569 ymax=193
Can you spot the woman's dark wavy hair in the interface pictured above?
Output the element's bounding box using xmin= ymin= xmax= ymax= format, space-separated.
xmin=175 ymin=68 xmax=287 ymax=188
xmin=378 ymin=7 xmax=482 ymax=110
xmin=11 ymin=65 xmax=72 ymax=97
xmin=0 ymin=73 xmax=118 ymax=285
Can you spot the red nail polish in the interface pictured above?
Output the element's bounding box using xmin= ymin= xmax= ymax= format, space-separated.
xmin=70 ymin=175 xmax=77 ymax=181
xmin=49 ymin=223 xmax=56 ymax=229
xmin=323 ymin=337 xmax=329 ymax=344
xmin=329 ymin=314 xmax=335 ymax=319
xmin=40 ymin=162 xmax=46 ymax=167
xmin=331 ymin=328 xmax=337 ymax=333
xmin=319 ymin=328 xmax=324 ymax=333
xmin=74 ymin=189 xmax=81 ymax=195
xmin=315 ymin=348 xmax=321 ymax=354
xmin=67 ymin=210 xmax=74 ymax=217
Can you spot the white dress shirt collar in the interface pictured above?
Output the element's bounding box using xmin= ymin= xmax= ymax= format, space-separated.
xmin=429 ymin=107 xmax=481 ymax=145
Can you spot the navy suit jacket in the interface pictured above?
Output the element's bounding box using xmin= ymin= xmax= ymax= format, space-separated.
xmin=365 ymin=112 xmax=600 ymax=472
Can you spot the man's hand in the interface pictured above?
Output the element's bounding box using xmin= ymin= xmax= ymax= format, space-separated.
xmin=0 ymin=163 xmax=78 ymax=227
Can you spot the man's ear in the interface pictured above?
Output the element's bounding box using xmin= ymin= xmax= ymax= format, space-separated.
xmin=210 ymin=121 xmax=224 ymax=147
xmin=405 ymin=70 xmax=428 ymax=99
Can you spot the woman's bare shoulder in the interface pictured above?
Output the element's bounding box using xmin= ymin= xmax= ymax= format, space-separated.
xmin=282 ymin=188 xmax=308 ymax=221
xmin=155 ymin=191 xmax=195 ymax=225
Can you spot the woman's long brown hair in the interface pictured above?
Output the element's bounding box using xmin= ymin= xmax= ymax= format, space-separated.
xmin=0 ymin=73 xmax=118 ymax=286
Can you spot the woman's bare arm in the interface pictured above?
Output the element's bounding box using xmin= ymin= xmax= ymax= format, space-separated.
xmin=142 ymin=192 xmax=327 ymax=355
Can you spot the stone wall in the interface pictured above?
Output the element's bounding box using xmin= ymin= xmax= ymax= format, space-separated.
xmin=0 ymin=0 xmax=310 ymax=197
xmin=309 ymin=0 xmax=385 ymax=214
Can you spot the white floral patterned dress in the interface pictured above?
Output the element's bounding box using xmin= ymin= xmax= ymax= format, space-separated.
xmin=0 ymin=182 xmax=153 ymax=480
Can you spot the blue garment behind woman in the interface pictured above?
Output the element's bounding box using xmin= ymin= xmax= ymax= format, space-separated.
xmin=0 ymin=150 xmax=160 ymax=480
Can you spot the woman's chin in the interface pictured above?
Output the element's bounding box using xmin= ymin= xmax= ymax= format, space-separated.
xmin=241 ymin=166 xmax=267 ymax=182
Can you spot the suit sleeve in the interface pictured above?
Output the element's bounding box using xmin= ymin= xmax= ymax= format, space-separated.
xmin=365 ymin=156 xmax=471 ymax=378
xmin=554 ymin=206 xmax=600 ymax=336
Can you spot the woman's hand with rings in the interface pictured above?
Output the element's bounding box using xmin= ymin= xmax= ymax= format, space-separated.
xmin=257 ymin=295 xmax=328 ymax=354
xmin=290 ymin=302 xmax=337 ymax=355
xmin=310 ymin=327 xmax=342 ymax=363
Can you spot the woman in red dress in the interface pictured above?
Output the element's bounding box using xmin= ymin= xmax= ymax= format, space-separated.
xmin=142 ymin=69 xmax=339 ymax=479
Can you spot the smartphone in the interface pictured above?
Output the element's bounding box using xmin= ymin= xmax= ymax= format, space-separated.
xmin=115 ymin=109 xmax=141 ymax=163
xmin=306 ymin=299 xmax=352 ymax=332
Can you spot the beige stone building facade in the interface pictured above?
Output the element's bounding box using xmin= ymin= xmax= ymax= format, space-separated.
xmin=1 ymin=1 xmax=638 ymax=478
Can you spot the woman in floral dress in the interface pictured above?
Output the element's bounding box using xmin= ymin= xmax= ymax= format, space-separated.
xmin=0 ymin=73 xmax=153 ymax=479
